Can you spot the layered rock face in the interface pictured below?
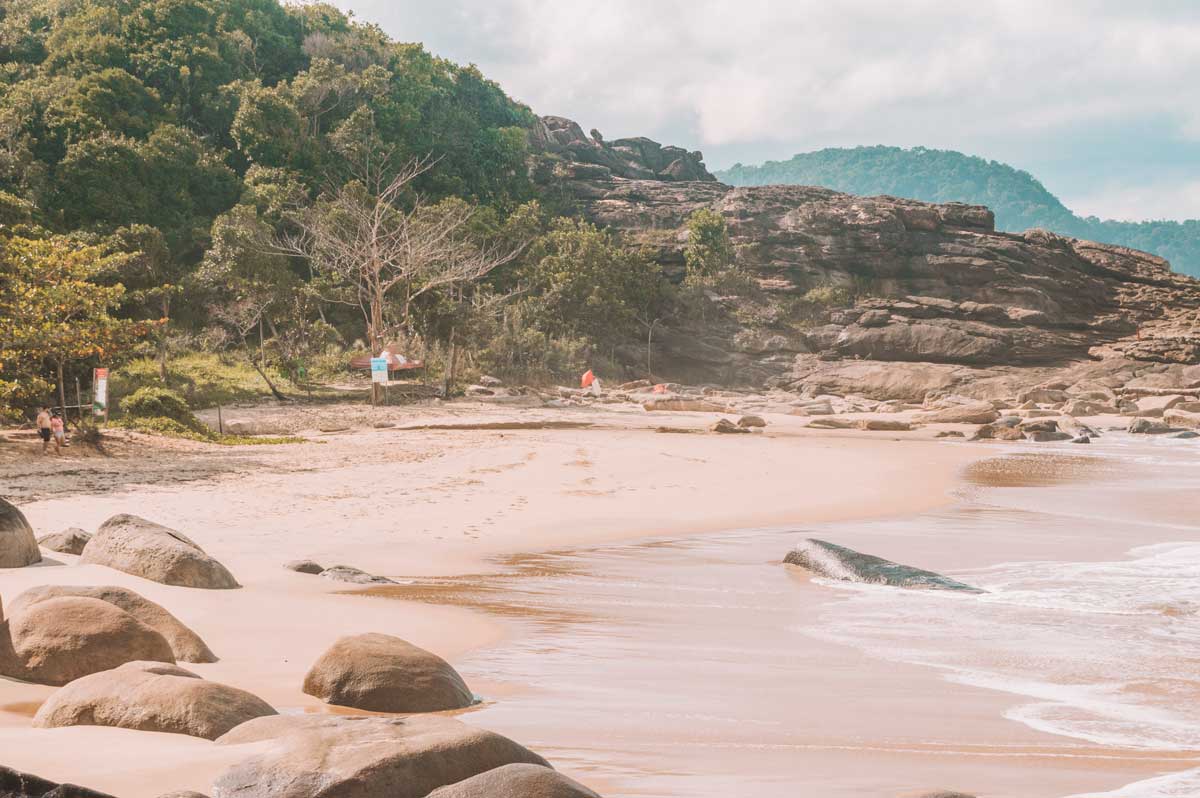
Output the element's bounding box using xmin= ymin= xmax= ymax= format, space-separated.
xmin=533 ymin=118 xmax=1200 ymax=400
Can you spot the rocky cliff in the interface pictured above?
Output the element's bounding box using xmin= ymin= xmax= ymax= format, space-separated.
xmin=532 ymin=118 xmax=1200 ymax=401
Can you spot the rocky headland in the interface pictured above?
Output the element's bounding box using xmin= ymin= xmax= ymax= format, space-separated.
xmin=531 ymin=116 xmax=1200 ymax=405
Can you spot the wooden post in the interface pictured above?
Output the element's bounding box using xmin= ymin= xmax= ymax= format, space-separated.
xmin=217 ymin=404 xmax=224 ymax=435
xmin=75 ymin=377 xmax=82 ymax=428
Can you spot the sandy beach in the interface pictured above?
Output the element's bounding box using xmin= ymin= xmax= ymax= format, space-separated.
xmin=1 ymin=401 xmax=1197 ymax=797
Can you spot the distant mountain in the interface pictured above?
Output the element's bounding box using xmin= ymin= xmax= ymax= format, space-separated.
xmin=715 ymin=147 xmax=1200 ymax=277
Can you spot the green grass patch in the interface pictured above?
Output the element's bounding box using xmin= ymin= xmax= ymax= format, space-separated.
xmin=111 ymin=415 xmax=305 ymax=446
xmin=110 ymin=354 xmax=288 ymax=411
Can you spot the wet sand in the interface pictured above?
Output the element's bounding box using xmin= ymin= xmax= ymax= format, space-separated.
xmin=0 ymin=404 xmax=978 ymax=796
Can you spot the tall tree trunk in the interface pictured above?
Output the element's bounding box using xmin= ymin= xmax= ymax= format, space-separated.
xmin=443 ymin=325 xmax=458 ymax=397
xmin=56 ymin=358 xmax=67 ymax=413
xmin=158 ymin=295 xmax=171 ymax=382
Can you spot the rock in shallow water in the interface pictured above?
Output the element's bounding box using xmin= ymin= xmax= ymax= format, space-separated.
xmin=318 ymin=564 xmax=397 ymax=585
xmin=784 ymin=539 xmax=984 ymax=593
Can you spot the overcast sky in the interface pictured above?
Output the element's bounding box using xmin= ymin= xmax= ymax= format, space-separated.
xmin=331 ymin=0 xmax=1200 ymax=221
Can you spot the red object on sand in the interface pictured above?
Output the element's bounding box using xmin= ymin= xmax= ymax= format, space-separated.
xmin=653 ymin=383 xmax=667 ymax=393
xmin=581 ymin=370 xmax=595 ymax=388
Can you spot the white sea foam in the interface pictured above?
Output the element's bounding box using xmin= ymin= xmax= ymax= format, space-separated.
xmin=1067 ymin=767 xmax=1200 ymax=798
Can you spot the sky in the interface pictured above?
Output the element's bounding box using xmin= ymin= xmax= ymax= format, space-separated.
xmin=330 ymin=0 xmax=1200 ymax=222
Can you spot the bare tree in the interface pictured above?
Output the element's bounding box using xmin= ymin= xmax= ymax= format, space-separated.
xmin=210 ymin=293 xmax=290 ymax=401
xmin=276 ymin=156 xmax=523 ymax=355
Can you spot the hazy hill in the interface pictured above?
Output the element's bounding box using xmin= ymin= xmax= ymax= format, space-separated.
xmin=716 ymin=147 xmax=1200 ymax=277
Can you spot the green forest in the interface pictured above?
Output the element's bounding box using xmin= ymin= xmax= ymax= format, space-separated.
xmin=0 ymin=0 xmax=721 ymax=426
xmin=717 ymin=146 xmax=1200 ymax=278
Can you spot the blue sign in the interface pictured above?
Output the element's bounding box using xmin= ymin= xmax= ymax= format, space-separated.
xmin=370 ymin=357 xmax=389 ymax=384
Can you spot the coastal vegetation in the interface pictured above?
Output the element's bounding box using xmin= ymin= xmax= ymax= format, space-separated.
xmin=0 ymin=0 xmax=702 ymax=421
xmin=717 ymin=146 xmax=1200 ymax=277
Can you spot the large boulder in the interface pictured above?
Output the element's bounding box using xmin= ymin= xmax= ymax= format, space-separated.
xmin=6 ymin=585 xmax=215 ymax=663
xmin=302 ymin=633 xmax=474 ymax=713
xmin=36 ymin=527 xmax=91 ymax=556
xmin=2 ymin=596 xmax=174 ymax=685
xmin=81 ymin=514 xmax=239 ymax=589
xmin=0 ymin=497 xmax=41 ymax=568
xmin=784 ymin=539 xmax=984 ymax=593
xmin=213 ymin=715 xmax=549 ymax=798
xmin=34 ymin=661 xmax=276 ymax=740
xmin=918 ymin=402 xmax=999 ymax=425
xmin=0 ymin=765 xmax=116 ymax=798
xmin=427 ymin=764 xmax=601 ymax=798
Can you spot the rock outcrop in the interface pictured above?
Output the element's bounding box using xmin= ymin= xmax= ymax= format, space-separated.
xmin=6 ymin=585 xmax=215 ymax=663
xmin=1 ymin=595 xmax=175 ymax=685
xmin=0 ymin=765 xmax=115 ymax=798
xmin=36 ymin=527 xmax=91 ymax=556
xmin=302 ymin=633 xmax=475 ymax=713
xmin=34 ymin=661 xmax=276 ymax=740
xmin=427 ymin=764 xmax=601 ymax=798
xmin=530 ymin=116 xmax=714 ymax=183
xmin=784 ymin=539 xmax=984 ymax=593
xmin=81 ymin=514 xmax=239 ymax=589
xmin=213 ymin=715 xmax=549 ymax=798
xmin=0 ymin=497 xmax=41 ymax=568
xmin=534 ymin=116 xmax=1200 ymax=400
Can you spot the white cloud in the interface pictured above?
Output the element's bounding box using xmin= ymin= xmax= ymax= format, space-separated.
xmin=332 ymin=0 xmax=1200 ymax=219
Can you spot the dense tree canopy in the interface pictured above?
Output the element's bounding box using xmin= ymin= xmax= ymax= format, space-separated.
xmin=717 ymin=147 xmax=1200 ymax=277
xmin=0 ymin=0 xmax=559 ymax=414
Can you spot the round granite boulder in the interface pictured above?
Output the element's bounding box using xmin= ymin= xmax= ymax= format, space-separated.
xmin=34 ymin=661 xmax=276 ymax=740
xmin=81 ymin=514 xmax=239 ymax=589
xmin=303 ymin=633 xmax=474 ymax=713
xmin=0 ymin=497 xmax=41 ymax=568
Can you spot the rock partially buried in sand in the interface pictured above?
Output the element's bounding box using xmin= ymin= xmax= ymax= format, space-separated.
xmin=36 ymin=527 xmax=91 ymax=556
xmin=737 ymin=415 xmax=767 ymax=428
xmin=0 ymin=497 xmax=41 ymax=568
xmin=709 ymin=418 xmax=750 ymax=434
xmin=0 ymin=764 xmax=116 ymax=798
xmin=642 ymin=398 xmax=730 ymax=413
xmin=427 ymin=764 xmax=601 ymax=798
xmin=6 ymin=585 xmax=215 ymax=663
xmin=81 ymin=514 xmax=239 ymax=589
xmin=918 ymin=402 xmax=999 ymax=425
xmin=2 ymin=595 xmax=175 ymax=685
xmin=857 ymin=419 xmax=912 ymax=431
xmin=283 ymin=559 xmax=324 ymax=575
xmin=319 ymin=564 xmax=397 ymax=585
xmin=303 ymin=633 xmax=474 ymax=713
xmin=212 ymin=714 xmax=549 ymax=798
xmin=34 ymin=661 xmax=276 ymax=740
xmin=784 ymin=539 xmax=984 ymax=593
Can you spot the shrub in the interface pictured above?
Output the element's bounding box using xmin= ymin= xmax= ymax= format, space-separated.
xmin=120 ymin=386 xmax=193 ymax=423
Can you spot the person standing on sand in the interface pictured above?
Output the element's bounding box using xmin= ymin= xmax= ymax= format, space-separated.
xmin=35 ymin=406 xmax=52 ymax=454
xmin=49 ymin=411 xmax=65 ymax=455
